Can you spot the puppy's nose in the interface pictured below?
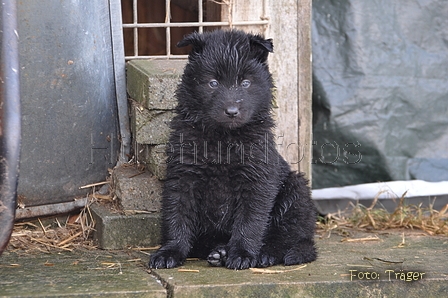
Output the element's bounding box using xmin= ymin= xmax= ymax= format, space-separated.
xmin=225 ymin=106 xmax=239 ymax=117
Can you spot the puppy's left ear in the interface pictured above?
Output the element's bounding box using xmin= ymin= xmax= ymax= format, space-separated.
xmin=177 ymin=32 xmax=205 ymax=54
xmin=249 ymin=35 xmax=273 ymax=63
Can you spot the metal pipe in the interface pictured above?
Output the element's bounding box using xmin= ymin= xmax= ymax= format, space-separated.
xmin=15 ymin=198 xmax=88 ymax=220
xmin=133 ymin=0 xmax=138 ymax=57
xmin=125 ymin=54 xmax=189 ymax=60
xmin=0 ymin=0 xmax=20 ymax=256
xmin=122 ymin=20 xmax=269 ymax=29
xmin=198 ymin=0 xmax=203 ymax=33
xmin=109 ymin=0 xmax=131 ymax=164
xmin=165 ymin=0 xmax=171 ymax=57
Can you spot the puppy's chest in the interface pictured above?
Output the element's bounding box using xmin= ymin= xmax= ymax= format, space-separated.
xmin=175 ymin=137 xmax=270 ymax=166
xmin=197 ymin=172 xmax=241 ymax=203
xmin=195 ymin=172 xmax=242 ymax=227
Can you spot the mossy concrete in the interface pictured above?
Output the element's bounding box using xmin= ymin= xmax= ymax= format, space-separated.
xmin=1 ymin=231 xmax=447 ymax=297
xmin=151 ymin=231 xmax=448 ymax=297
xmin=126 ymin=60 xmax=181 ymax=179
xmin=0 ymin=249 xmax=165 ymax=297
xmin=91 ymin=203 xmax=161 ymax=250
xmin=130 ymin=100 xmax=174 ymax=145
xmin=112 ymin=165 xmax=162 ymax=212
xmin=134 ymin=144 xmax=167 ymax=180
xmin=126 ymin=60 xmax=185 ymax=110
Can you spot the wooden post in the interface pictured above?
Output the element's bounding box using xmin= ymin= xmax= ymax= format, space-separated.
xmin=216 ymin=0 xmax=313 ymax=181
xmin=266 ymin=0 xmax=312 ymax=181
xmin=296 ymin=0 xmax=312 ymax=182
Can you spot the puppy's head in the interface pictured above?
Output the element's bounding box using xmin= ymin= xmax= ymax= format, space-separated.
xmin=176 ymin=30 xmax=274 ymax=130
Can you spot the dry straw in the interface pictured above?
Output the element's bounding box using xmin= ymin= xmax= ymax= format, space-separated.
xmin=8 ymin=189 xmax=447 ymax=254
xmin=7 ymin=188 xmax=117 ymax=253
xmin=318 ymin=191 xmax=448 ymax=237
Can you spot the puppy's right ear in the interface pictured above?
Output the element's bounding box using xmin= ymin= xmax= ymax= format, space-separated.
xmin=249 ymin=34 xmax=273 ymax=64
xmin=177 ymin=32 xmax=205 ymax=54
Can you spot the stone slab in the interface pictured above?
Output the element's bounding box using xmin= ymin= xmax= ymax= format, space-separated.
xmin=1 ymin=230 xmax=447 ymax=297
xmin=150 ymin=231 xmax=448 ymax=297
xmin=112 ymin=165 xmax=162 ymax=212
xmin=0 ymin=249 xmax=165 ymax=297
xmin=91 ymin=203 xmax=161 ymax=250
xmin=126 ymin=59 xmax=186 ymax=110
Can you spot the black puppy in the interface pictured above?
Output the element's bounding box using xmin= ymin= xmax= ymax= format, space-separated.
xmin=149 ymin=30 xmax=317 ymax=270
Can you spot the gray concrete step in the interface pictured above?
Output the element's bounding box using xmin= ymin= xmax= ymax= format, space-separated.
xmin=0 ymin=249 xmax=165 ymax=297
xmin=1 ymin=231 xmax=447 ymax=297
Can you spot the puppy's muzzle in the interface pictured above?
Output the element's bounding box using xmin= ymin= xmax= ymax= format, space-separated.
xmin=225 ymin=106 xmax=240 ymax=118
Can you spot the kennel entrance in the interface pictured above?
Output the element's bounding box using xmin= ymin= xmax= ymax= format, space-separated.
xmin=121 ymin=0 xmax=269 ymax=59
xmin=121 ymin=0 xmax=312 ymax=178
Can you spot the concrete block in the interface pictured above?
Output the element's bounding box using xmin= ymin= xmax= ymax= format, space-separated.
xmin=91 ymin=203 xmax=161 ymax=250
xmin=126 ymin=59 xmax=186 ymax=110
xmin=112 ymin=165 xmax=162 ymax=212
xmin=146 ymin=144 xmax=168 ymax=180
xmin=134 ymin=143 xmax=151 ymax=166
xmin=135 ymin=144 xmax=167 ymax=180
xmin=131 ymin=101 xmax=174 ymax=145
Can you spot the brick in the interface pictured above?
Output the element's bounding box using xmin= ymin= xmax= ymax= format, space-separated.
xmin=91 ymin=203 xmax=161 ymax=250
xmin=131 ymin=101 xmax=174 ymax=145
xmin=112 ymin=165 xmax=162 ymax=212
xmin=134 ymin=144 xmax=167 ymax=180
xmin=126 ymin=60 xmax=186 ymax=110
xmin=146 ymin=144 xmax=168 ymax=180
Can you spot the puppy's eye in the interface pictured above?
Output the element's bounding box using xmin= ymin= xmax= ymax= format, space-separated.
xmin=209 ymin=80 xmax=219 ymax=89
xmin=241 ymin=79 xmax=251 ymax=88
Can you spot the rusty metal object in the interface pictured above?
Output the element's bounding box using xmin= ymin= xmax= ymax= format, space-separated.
xmin=0 ymin=0 xmax=20 ymax=256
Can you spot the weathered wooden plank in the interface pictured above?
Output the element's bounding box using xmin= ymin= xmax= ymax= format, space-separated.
xmin=296 ymin=0 xmax=312 ymax=181
xmin=209 ymin=0 xmax=312 ymax=179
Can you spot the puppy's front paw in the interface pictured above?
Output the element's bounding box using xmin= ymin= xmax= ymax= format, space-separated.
xmin=257 ymin=245 xmax=281 ymax=267
xmin=207 ymin=246 xmax=227 ymax=267
xmin=225 ymin=248 xmax=257 ymax=270
xmin=257 ymin=252 xmax=278 ymax=268
xmin=149 ymin=249 xmax=185 ymax=269
xmin=283 ymin=245 xmax=317 ymax=266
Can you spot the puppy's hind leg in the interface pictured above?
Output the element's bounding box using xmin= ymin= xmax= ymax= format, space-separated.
xmin=258 ymin=172 xmax=317 ymax=267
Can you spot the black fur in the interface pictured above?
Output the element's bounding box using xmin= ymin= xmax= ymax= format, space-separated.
xmin=149 ymin=30 xmax=317 ymax=270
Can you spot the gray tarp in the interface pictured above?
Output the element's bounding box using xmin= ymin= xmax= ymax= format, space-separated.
xmin=312 ymin=180 xmax=448 ymax=215
xmin=311 ymin=0 xmax=448 ymax=189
